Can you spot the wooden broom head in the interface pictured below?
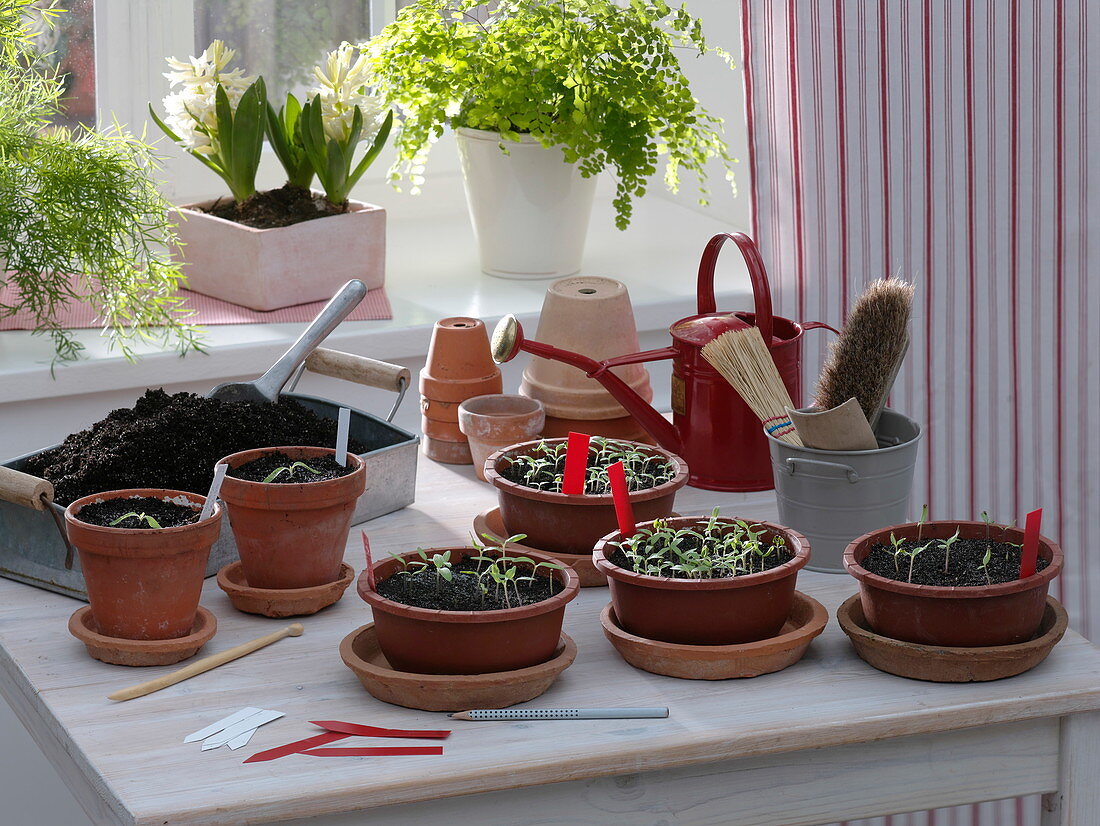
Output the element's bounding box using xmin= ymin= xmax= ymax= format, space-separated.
xmin=814 ymin=278 xmax=914 ymax=427
xmin=701 ymin=327 xmax=803 ymax=446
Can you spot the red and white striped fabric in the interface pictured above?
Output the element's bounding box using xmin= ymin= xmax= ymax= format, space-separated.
xmin=740 ymin=1 xmax=1096 ymax=824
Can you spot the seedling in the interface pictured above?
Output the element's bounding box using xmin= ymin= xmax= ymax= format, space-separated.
xmin=262 ymin=461 xmax=323 ymax=483
xmin=108 ymin=512 xmax=162 ymax=529
xmin=610 ymin=508 xmax=790 ymax=580
xmin=888 ymin=532 xmax=906 ymax=576
xmin=978 ymin=545 xmax=993 ymax=585
xmin=917 ymin=504 xmax=929 ymax=541
xmin=905 ymin=541 xmax=932 ymax=583
xmin=506 ymin=437 xmax=676 ymax=495
xmin=941 ymin=528 xmax=961 ymax=573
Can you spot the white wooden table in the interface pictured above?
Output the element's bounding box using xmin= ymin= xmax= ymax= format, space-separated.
xmin=0 ymin=455 xmax=1097 ymax=826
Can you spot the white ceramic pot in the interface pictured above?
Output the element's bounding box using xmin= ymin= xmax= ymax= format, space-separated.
xmin=456 ymin=127 xmax=598 ymax=279
xmin=173 ymin=195 xmax=385 ymax=311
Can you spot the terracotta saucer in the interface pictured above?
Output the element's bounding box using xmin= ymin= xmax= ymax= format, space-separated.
xmin=68 ymin=605 xmax=217 ymax=667
xmin=340 ymin=623 xmax=577 ymax=711
xmin=837 ymin=594 xmax=1068 ymax=682
xmin=217 ymin=561 xmax=354 ymax=618
xmin=600 ymin=591 xmax=828 ymax=680
xmin=474 ymin=507 xmax=678 ymax=588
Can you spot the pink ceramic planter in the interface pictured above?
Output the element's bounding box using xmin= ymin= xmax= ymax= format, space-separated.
xmin=174 ymin=196 xmax=385 ymax=311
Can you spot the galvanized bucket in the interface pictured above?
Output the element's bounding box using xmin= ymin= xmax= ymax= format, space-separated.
xmin=767 ymin=408 xmax=923 ymax=573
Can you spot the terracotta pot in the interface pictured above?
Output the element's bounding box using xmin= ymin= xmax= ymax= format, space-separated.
xmin=458 ymin=395 xmax=546 ymax=482
xmin=420 ymin=317 xmax=503 ymax=464
xmin=844 ymin=521 xmax=1064 ymax=647
xmin=539 ymin=413 xmax=654 ymax=444
xmin=174 ymin=196 xmax=384 ymax=311
xmin=64 ymin=489 xmax=222 ymax=641
xmin=519 ymin=277 xmax=653 ymax=432
xmin=358 ymin=546 xmax=580 ymax=675
xmin=218 ymin=446 xmax=365 ymax=590
xmin=592 ymin=516 xmax=810 ymax=645
xmin=484 ymin=438 xmax=689 ymax=555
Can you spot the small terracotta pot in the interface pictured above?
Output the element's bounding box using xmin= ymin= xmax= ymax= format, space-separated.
xmin=458 ymin=395 xmax=546 ymax=482
xmin=218 ymin=446 xmax=365 ymax=590
xmin=592 ymin=516 xmax=810 ymax=645
xmin=484 ymin=438 xmax=688 ymax=555
xmin=358 ymin=547 xmax=580 ymax=675
xmin=519 ymin=277 xmax=653 ymax=433
xmin=65 ymin=489 xmax=222 ymax=641
xmin=420 ymin=317 xmax=503 ymax=464
xmin=844 ymin=521 xmax=1064 ymax=647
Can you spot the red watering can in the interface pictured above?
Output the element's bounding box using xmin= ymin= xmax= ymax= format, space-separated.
xmin=490 ymin=233 xmax=835 ymax=491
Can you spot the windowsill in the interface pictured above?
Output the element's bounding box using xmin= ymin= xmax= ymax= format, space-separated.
xmin=0 ymin=172 xmax=753 ymax=405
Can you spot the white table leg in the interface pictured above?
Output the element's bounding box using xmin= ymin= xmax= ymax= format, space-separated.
xmin=1041 ymin=711 xmax=1100 ymax=825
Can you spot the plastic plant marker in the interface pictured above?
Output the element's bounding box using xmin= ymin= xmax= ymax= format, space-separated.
xmin=607 ymin=460 xmax=636 ymax=537
xmin=244 ymin=731 xmax=348 ymax=763
xmin=225 ymin=727 xmax=260 ymax=751
xmin=562 ymin=431 xmax=591 ymax=495
xmin=361 ymin=532 xmax=376 ymax=591
xmin=310 ymin=720 xmax=451 ymax=739
xmin=300 ymin=747 xmax=444 ymax=757
xmin=336 ymin=407 xmax=351 ymax=467
xmin=1021 ymin=508 xmax=1043 ymax=579
xmin=199 ymin=463 xmax=228 ymax=522
xmin=184 ymin=707 xmax=262 ymax=743
xmin=201 ymin=709 xmax=284 ymax=750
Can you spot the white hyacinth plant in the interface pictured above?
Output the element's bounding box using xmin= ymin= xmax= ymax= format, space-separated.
xmin=151 ymin=40 xmax=266 ymax=203
xmin=298 ymin=43 xmax=393 ymax=205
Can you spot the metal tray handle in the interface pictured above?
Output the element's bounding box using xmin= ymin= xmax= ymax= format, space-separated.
xmin=297 ymin=348 xmax=411 ymax=422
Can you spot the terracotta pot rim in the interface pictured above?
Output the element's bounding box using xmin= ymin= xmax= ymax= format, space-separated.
xmin=216 ymin=446 xmax=364 ymax=491
xmin=484 ymin=438 xmax=689 ymax=506
xmin=64 ymin=488 xmax=221 ymax=537
xmin=458 ymin=394 xmax=544 ymax=418
xmin=843 ymin=520 xmax=1064 ymax=599
xmin=359 ymin=546 xmax=580 ymax=623
xmin=592 ymin=517 xmax=809 ymax=590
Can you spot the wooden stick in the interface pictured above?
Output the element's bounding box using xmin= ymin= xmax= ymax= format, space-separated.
xmin=108 ymin=623 xmax=304 ymax=702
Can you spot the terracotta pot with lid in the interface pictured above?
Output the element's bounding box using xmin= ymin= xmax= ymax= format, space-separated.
xmin=420 ymin=317 xmax=503 ymax=464
xmin=65 ymin=489 xmax=222 ymax=640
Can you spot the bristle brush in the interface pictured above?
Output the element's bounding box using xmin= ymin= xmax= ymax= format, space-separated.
xmin=814 ymin=279 xmax=915 ymax=429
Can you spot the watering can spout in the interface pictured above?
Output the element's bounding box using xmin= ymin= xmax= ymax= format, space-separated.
xmin=490 ymin=315 xmax=683 ymax=454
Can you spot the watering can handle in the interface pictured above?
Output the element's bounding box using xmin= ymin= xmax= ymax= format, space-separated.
xmin=697 ymin=232 xmax=774 ymax=347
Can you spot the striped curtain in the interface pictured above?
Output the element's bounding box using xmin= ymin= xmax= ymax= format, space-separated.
xmin=739 ymin=1 xmax=1097 ymax=825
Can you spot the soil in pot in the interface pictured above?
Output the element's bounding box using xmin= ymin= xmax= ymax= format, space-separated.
xmin=861 ymin=535 xmax=1050 ymax=587
xmin=228 ymin=452 xmax=357 ymax=484
xmin=203 ymin=184 xmax=349 ymax=229
xmin=25 ymin=389 xmax=371 ymax=506
xmin=73 ymin=496 xmax=200 ymax=529
xmin=376 ymin=553 xmax=564 ymax=611
xmin=501 ymin=437 xmax=676 ymax=494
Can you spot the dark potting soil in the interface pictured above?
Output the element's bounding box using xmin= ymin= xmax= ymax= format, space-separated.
xmin=376 ymin=555 xmax=563 ymax=612
xmin=24 ymin=389 xmax=369 ymax=506
xmin=861 ymin=536 xmax=1050 ymax=587
xmin=202 ymin=184 xmax=349 ymax=229
xmin=75 ymin=496 xmax=199 ymax=529
xmin=502 ymin=445 xmax=674 ymax=494
xmin=229 ymin=451 xmax=355 ymax=484
xmin=608 ymin=533 xmax=794 ymax=580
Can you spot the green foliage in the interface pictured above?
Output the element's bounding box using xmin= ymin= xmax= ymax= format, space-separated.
xmin=266 ymin=93 xmax=315 ymax=190
xmin=151 ymin=78 xmax=267 ymax=204
xmin=108 ymin=512 xmax=162 ymax=529
xmin=261 ymin=461 xmax=322 ymax=483
xmin=611 ymin=509 xmax=791 ymax=579
xmin=0 ymin=0 xmax=200 ymax=363
xmin=506 ymin=437 xmax=676 ymax=494
xmin=365 ymin=0 xmax=734 ymax=228
xmin=299 ymin=102 xmax=393 ymax=205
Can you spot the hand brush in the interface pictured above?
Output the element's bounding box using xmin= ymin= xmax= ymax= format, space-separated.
xmin=814 ymin=278 xmax=915 ymax=429
xmin=701 ymin=327 xmax=803 ymax=446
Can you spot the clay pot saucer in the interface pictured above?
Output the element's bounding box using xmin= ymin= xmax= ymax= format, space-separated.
xmin=339 ymin=623 xmax=576 ymax=711
xmin=473 ymin=507 xmax=607 ymax=587
xmin=218 ymin=561 xmax=354 ymax=618
xmin=837 ymin=594 xmax=1068 ymax=682
xmin=69 ymin=605 xmax=217 ymax=667
xmin=600 ymin=591 xmax=827 ymax=680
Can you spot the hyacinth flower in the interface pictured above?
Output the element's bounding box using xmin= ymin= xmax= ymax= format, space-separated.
xmin=150 ymin=40 xmax=266 ymax=204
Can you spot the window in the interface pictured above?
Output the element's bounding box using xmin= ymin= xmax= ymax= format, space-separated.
xmin=26 ymin=0 xmax=96 ymax=129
